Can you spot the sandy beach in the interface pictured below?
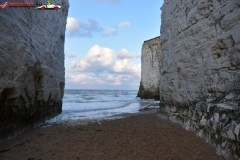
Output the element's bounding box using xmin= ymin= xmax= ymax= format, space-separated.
xmin=0 ymin=112 xmax=224 ymax=160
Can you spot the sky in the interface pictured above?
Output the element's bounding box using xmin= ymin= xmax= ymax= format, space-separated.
xmin=64 ymin=0 xmax=164 ymax=90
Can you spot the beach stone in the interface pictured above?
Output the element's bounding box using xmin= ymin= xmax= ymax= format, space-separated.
xmin=158 ymin=0 xmax=240 ymax=158
xmin=221 ymin=114 xmax=228 ymax=121
xmin=234 ymin=124 xmax=240 ymax=141
xmin=214 ymin=113 xmax=220 ymax=122
xmin=200 ymin=116 xmax=207 ymax=126
xmin=137 ymin=36 xmax=162 ymax=100
xmin=0 ymin=0 xmax=69 ymax=141
xmin=221 ymin=140 xmax=227 ymax=148
xmin=171 ymin=107 xmax=177 ymax=113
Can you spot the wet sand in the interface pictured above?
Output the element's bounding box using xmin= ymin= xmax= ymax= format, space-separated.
xmin=0 ymin=112 xmax=224 ymax=160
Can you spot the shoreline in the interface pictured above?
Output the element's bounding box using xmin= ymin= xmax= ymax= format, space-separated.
xmin=0 ymin=111 xmax=224 ymax=160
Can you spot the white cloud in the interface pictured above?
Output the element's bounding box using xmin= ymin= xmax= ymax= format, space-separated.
xmin=66 ymin=17 xmax=80 ymax=31
xmin=69 ymin=53 xmax=76 ymax=58
xmin=67 ymin=45 xmax=141 ymax=89
xmin=67 ymin=74 xmax=105 ymax=85
xmin=117 ymin=21 xmax=131 ymax=28
xmin=105 ymin=74 xmax=123 ymax=85
xmin=66 ymin=17 xmax=131 ymax=38
xmin=103 ymin=28 xmax=117 ymax=37
xmin=71 ymin=45 xmax=115 ymax=72
xmin=117 ymin=48 xmax=135 ymax=59
xmin=70 ymin=45 xmax=140 ymax=76
xmin=66 ymin=17 xmax=103 ymax=38
xmin=65 ymin=50 xmax=77 ymax=58
xmin=112 ymin=59 xmax=141 ymax=77
xmin=66 ymin=74 xmax=137 ymax=87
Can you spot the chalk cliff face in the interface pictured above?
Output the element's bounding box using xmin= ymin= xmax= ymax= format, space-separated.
xmin=0 ymin=0 xmax=69 ymax=141
xmin=137 ymin=36 xmax=162 ymax=100
xmin=159 ymin=0 xmax=240 ymax=159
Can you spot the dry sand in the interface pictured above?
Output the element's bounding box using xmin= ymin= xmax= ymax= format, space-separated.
xmin=0 ymin=112 xmax=224 ymax=160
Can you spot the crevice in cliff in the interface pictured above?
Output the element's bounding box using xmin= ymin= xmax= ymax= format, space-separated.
xmin=59 ymin=81 xmax=65 ymax=98
xmin=1 ymin=88 xmax=18 ymax=107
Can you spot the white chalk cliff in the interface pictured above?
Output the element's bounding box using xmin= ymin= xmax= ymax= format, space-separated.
xmin=0 ymin=0 xmax=69 ymax=141
xmin=137 ymin=36 xmax=162 ymax=100
xmin=158 ymin=0 xmax=240 ymax=159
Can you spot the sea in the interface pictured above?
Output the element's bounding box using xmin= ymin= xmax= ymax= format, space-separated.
xmin=46 ymin=90 xmax=159 ymax=125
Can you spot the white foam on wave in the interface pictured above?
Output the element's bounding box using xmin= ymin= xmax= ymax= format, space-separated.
xmin=45 ymin=90 xmax=159 ymax=125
